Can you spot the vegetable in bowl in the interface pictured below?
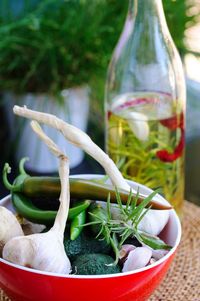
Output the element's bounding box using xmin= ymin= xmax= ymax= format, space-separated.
xmin=1 ymin=169 xmax=171 ymax=275
xmin=0 ymin=106 xmax=174 ymax=276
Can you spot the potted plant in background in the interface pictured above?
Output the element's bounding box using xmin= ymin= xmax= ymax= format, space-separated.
xmin=0 ymin=0 xmax=127 ymax=173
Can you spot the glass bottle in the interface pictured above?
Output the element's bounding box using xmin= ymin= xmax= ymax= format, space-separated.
xmin=105 ymin=0 xmax=186 ymax=214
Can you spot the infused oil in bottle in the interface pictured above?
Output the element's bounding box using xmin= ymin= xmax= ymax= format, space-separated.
xmin=105 ymin=0 xmax=186 ymax=214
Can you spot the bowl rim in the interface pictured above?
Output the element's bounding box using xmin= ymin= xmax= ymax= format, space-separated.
xmin=0 ymin=174 xmax=182 ymax=279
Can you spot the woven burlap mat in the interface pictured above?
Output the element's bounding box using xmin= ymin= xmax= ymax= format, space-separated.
xmin=1 ymin=201 xmax=200 ymax=301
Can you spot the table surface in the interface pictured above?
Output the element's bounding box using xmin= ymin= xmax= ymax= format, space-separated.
xmin=149 ymin=200 xmax=200 ymax=301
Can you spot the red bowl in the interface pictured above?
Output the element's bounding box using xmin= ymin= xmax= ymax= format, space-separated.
xmin=0 ymin=175 xmax=181 ymax=301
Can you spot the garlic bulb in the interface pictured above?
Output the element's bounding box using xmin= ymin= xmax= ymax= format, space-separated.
xmin=137 ymin=209 xmax=169 ymax=236
xmin=3 ymin=122 xmax=71 ymax=274
xmin=3 ymin=229 xmax=70 ymax=273
xmin=0 ymin=206 xmax=24 ymax=256
xmin=110 ymin=204 xmax=169 ymax=236
xmin=122 ymin=247 xmax=152 ymax=272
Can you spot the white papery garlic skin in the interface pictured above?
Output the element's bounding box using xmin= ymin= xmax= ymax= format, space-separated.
xmin=122 ymin=247 xmax=152 ymax=272
xmin=137 ymin=209 xmax=169 ymax=236
xmin=0 ymin=206 xmax=24 ymax=256
xmin=149 ymin=258 xmax=157 ymax=265
xmin=22 ymin=221 xmax=46 ymax=236
xmin=119 ymin=244 xmax=136 ymax=262
xmin=3 ymin=230 xmax=70 ymax=273
xmin=151 ymin=249 xmax=169 ymax=260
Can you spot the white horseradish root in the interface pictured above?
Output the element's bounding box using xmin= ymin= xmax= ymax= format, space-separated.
xmin=13 ymin=105 xmax=130 ymax=192
xmin=13 ymin=106 xmax=169 ymax=235
xmin=3 ymin=122 xmax=71 ymax=274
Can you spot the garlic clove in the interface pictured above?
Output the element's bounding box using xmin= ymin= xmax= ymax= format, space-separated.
xmin=138 ymin=209 xmax=169 ymax=236
xmin=149 ymin=257 xmax=157 ymax=265
xmin=22 ymin=221 xmax=46 ymax=235
xmin=0 ymin=206 xmax=24 ymax=256
xmin=119 ymin=244 xmax=136 ymax=263
xmin=122 ymin=247 xmax=152 ymax=272
xmin=124 ymin=111 xmax=149 ymax=141
xmin=151 ymin=249 xmax=169 ymax=260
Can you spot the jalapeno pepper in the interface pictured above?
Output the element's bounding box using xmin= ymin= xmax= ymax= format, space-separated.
xmin=3 ymin=160 xmax=172 ymax=210
xmin=12 ymin=192 xmax=91 ymax=226
xmin=70 ymin=209 xmax=86 ymax=241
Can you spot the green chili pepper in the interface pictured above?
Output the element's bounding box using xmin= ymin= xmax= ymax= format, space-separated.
xmin=3 ymin=160 xmax=171 ymax=210
xmin=12 ymin=193 xmax=91 ymax=226
xmin=70 ymin=209 xmax=86 ymax=241
xmin=3 ymin=159 xmax=91 ymax=225
xmin=138 ymin=232 xmax=172 ymax=250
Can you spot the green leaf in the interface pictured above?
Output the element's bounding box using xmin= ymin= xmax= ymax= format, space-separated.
xmin=115 ymin=188 xmax=126 ymax=215
xmin=127 ymin=189 xmax=160 ymax=222
xmin=130 ymin=187 xmax=139 ymax=213
xmin=109 ymin=233 xmax=119 ymax=265
xmin=125 ymin=188 xmax=133 ymax=212
xmin=139 ymin=232 xmax=172 ymax=250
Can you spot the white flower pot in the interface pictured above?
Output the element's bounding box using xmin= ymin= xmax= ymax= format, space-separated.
xmin=5 ymin=86 xmax=90 ymax=173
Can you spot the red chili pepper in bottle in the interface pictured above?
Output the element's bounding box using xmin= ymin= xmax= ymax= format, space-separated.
xmin=107 ymin=111 xmax=112 ymax=119
xmin=156 ymin=112 xmax=184 ymax=162
xmin=156 ymin=128 xmax=184 ymax=162
xmin=160 ymin=112 xmax=184 ymax=130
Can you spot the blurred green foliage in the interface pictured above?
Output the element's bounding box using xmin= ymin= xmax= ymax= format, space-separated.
xmin=0 ymin=0 xmax=127 ymax=94
xmin=163 ymin=0 xmax=199 ymax=56
xmin=0 ymin=0 xmax=199 ymax=96
xmin=0 ymin=0 xmax=199 ymax=149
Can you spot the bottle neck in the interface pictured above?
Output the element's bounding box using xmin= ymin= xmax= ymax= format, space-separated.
xmin=128 ymin=0 xmax=168 ymax=31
